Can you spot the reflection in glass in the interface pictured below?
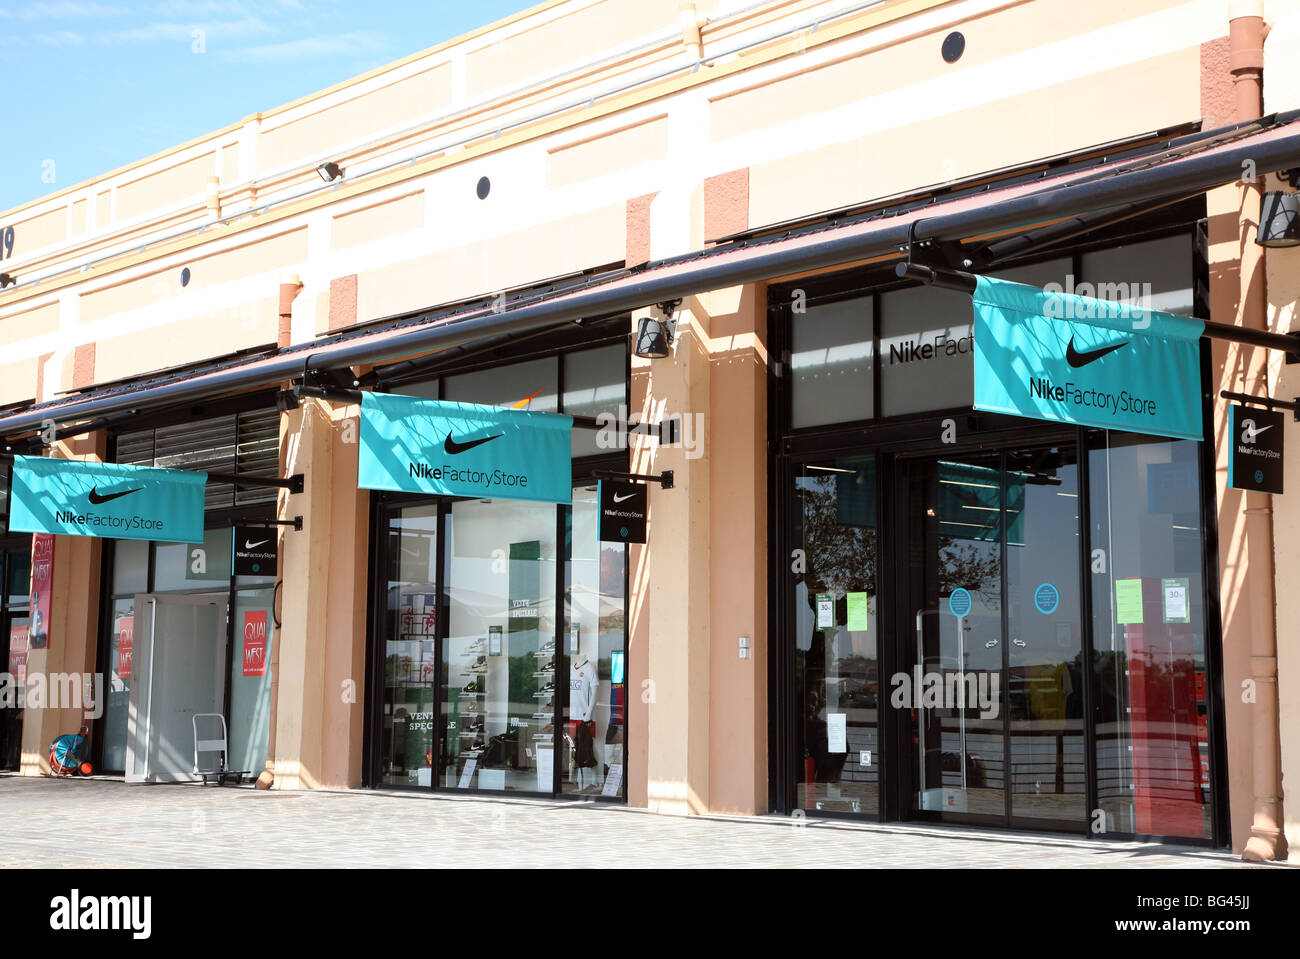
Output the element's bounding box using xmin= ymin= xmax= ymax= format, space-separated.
xmin=1004 ymin=447 xmax=1085 ymax=822
xmin=381 ymin=505 xmax=438 ymax=787
xmin=442 ymin=499 xmax=557 ymax=792
xmin=906 ymin=452 xmax=1006 ymax=818
xmin=794 ymin=456 xmax=879 ymax=813
xmin=101 ymin=598 xmax=135 ymax=772
xmin=562 ymin=486 xmax=626 ymax=796
xmin=1088 ymin=432 xmax=1210 ymax=839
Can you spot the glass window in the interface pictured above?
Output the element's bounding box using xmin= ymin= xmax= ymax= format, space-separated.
xmin=563 ymin=484 xmax=626 ymax=796
xmin=1 ymin=615 xmax=29 ymax=770
xmin=441 ymin=498 xmax=558 ymax=793
xmin=112 ymin=540 xmax=149 ymax=595
xmin=6 ymin=548 xmax=30 ymax=606
xmin=153 ymin=527 xmax=232 ymax=592
xmin=793 ymin=455 xmax=879 ymax=814
xmin=444 ymin=357 xmax=559 ymax=413
xmin=229 ymin=586 xmax=276 ymax=775
xmin=1083 ymin=235 xmax=1194 ymax=316
xmin=990 ymin=256 xmax=1071 ymax=289
xmin=381 ymin=504 xmax=438 ymax=788
xmin=101 ymin=599 xmax=135 ymax=773
xmin=1087 ymin=431 xmax=1211 ymax=839
xmin=879 ymin=286 xmax=973 ymax=417
xmin=564 ymin=345 xmax=625 ymax=458
xmin=791 ymin=297 xmax=873 ymax=428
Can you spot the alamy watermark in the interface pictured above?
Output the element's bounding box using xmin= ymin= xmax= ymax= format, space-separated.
xmin=0 ymin=671 xmax=103 ymax=719
xmin=1041 ymin=276 xmax=1155 ymax=329
xmin=890 ymin=666 xmax=1000 ymax=720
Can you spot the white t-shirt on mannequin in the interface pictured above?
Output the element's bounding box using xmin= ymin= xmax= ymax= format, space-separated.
xmin=570 ymin=659 xmax=596 ymax=721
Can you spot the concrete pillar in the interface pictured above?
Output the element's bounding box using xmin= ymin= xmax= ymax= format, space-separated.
xmin=634 ymin=300 xmax=712 ymax=814
xmin=701 ymin=284 xmax=768 ymax=814
xmin=18 ymin=433 xmax=104 ymax=775
xmin=270 ymin=396 xmax=369 ymax=789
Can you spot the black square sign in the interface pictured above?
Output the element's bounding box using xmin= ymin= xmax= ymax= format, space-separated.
xmin=598 ymin=481 xmax=647 ymax=543
xmin=233 ymin=525 xmax=278 ymax=576
xmin=1229 ymin=404 xmax=1284 ymax=495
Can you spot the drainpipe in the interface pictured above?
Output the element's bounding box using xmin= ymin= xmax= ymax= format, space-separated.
xmin=278 ymin=274 xmax=302 ymax=349
xmin=1229 ymin=0 xmax=1283 ymax=862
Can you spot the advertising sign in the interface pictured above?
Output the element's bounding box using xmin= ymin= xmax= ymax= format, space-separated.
xmin=232 ymin=525 xmax=278 ymax=576
xmin=359 ymin=393 xmax=572 ymax=504
xmin=972 ymin=276 xmax=1204 ymax=441
xmin=242 ymin=610 xmax=268 ymax=677
xmin=29 ymin=533 xmax=54 ymax=650
xmin=115 ymin=614 xmax=134 ymax=679
xmin=9 ymin=457 xmax=207 ymax=543
xmin=1228 ymin=404 xmax=1284 ymax=495
xmin=597 ymin=480 xmax=647 ymax=543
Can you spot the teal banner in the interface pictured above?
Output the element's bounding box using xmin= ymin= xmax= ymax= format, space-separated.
xmin=9 ymin=456 xmax=207 ymax=543
xmin=359 ymin=392 xmax=572 ymax=504
xmin=972 ymin=276 xmax=1204 ymax=440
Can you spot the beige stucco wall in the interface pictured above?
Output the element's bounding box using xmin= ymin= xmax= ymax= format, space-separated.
xmin=1264 ymin=1 xmax=1300 ymax=859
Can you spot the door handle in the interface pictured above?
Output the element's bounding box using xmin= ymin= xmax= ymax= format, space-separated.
xmin=1012 ymin=638 xmax=1027 ymax=648
xmin=984 ymin=640 xmax=998 ymax=648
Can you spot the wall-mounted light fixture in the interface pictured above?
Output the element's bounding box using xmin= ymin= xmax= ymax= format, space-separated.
xmin=0 ymin=273 xmax=14 ymax=288
xmin=315 ymin=161 xmax=344 ymax=183
xmin=1258 ymin=186 xmax=1300 ymax=247
xmin=634 ymin=299 xmax=680 ymax=359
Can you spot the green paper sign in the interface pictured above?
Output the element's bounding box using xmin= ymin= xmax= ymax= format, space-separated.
xmin=1115 ymin=578 xmax=1144 ymax=625
xmin=846 ymin=592 xmax=870 ymax=632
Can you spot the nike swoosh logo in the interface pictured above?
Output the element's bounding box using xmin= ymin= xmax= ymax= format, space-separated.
xmin=87 ymin=486 xmax=143 ymax=505
xmin=611 ymin=492 xmax=636 ymax=503
xmin=244 ymin=539 xmax=270 ymax=550
xmin=444 ymin=431 xmax=503 ymax=455
xmin=1248 ymin=424 xmax=1274 ymax=439
xmin=1065 ymin=337 xmax=1129 ymax=368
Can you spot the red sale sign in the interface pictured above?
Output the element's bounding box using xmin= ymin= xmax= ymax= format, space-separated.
xmin=242 ymin=611 xmax=268 ymax=677
xmin=28 ymin=534 xmax=54 ymax=650
xmin=115 ymin=615 xmax=134 ymax=679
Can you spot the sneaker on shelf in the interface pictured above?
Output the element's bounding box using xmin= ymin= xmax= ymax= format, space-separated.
xmin=537 ymin=659 xmax=554 ymax=673
xmin=543 ymin=699 xmax=554 ymax=711
xmin=465 ymin=639 xmax=486 ymax=654
xmin=541 ymin=724 xmax=554 ymax=735
xmin=538 ymin=640 xmax=555 ymax=654
xmin=463 ymin=678 xmax=483 ymax=694
xmin=538 ymin=680 xmax=555 ymax=694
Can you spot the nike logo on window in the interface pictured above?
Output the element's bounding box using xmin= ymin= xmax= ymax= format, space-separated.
xmin=244 ymin=539 xmax=270 ymax=550
xmin=1065 ymin=337 xmax=1129 ymax=368
xmin=611 ymin=492 xmax=636 ymax=503
xmin=444 ymin=432 xmax=503 ymax=455
xmin=87 ymin=486 xmax=143 ymax=505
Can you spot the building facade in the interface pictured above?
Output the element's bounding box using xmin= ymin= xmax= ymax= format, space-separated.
xmin=1 ymin=0 xmax=1299 ymax=857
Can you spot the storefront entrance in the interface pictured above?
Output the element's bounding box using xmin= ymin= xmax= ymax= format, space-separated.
xmin=124 ymin=593 xmax=228 ymax=783
xmin=897 ymin=444 xmax=1084 ymax=829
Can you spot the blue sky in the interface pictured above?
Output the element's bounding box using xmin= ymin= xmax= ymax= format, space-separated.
xmin=0 ymin=0 xmax=535 ymax=212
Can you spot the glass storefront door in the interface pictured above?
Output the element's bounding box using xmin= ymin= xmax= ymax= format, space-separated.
xmin=898 ymin=445 xmax=1084 ymax=827
xmin=125 ymin=593 xmax=229 ymax=783
xmin=373 ymin=486 xmax=627 ymax=798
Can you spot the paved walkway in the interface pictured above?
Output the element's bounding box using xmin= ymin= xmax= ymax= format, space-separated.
xmin=0 ymin=775 xmax=1278 ymax=868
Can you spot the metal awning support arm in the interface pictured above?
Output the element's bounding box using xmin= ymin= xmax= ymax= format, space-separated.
xmin=592 ymin=468 xmax=674 ymax=489
xmin=897 ymin=262 xmax=1300 ymax=360
xmin=1220 ymin=390 xmax=1300 ymax=421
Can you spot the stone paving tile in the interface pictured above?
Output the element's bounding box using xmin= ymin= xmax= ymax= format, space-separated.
xmin=0 ymin=775 xmax=1281 ymax=868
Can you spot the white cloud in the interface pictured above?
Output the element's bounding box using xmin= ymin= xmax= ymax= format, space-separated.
xmin=0 ymin=2 xmax=125 ymax=19
xmin=225 ymin=29 xmax=385 ymax=62
xmin=97 ymin=14 xmax=272 ymax=44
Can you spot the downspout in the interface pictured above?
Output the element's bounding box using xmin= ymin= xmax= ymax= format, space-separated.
xmin=1229 ymin=0 xmax=1284 ymax=861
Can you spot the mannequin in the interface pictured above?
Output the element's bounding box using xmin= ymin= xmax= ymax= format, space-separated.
xmin=569 ymin=654 xmax=597 ymax=789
